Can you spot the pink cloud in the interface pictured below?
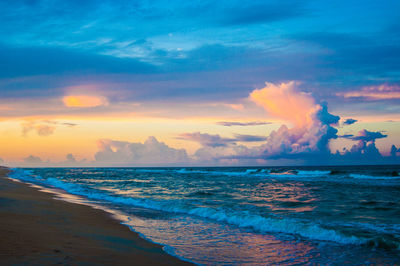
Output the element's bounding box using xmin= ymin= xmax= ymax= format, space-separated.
xmin=249 ymin=81 xmax=318 ymax=128
xmin=337 ymin=84 xmax=400 ymax=100
xmin=249 ymin=81 xmax=339 ymax=158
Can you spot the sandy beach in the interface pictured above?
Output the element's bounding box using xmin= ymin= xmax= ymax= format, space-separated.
xmin=0 ymin=167 xmax=191 ymax=265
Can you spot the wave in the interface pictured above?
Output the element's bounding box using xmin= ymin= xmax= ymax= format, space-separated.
xmin=9 ymin=168 xmax=366 ymax=246
xmin=134 ymin=167 xmax=400 ymax=181
xmin=269 ymin=170 xmax=331 ymax=177
xmin=176 ymin=168 xmax=259 ymax=177
xmin=350 ymin=174 xmax=400 ymax=180
xmin=176 ymin=168 xmax=334 ymax=179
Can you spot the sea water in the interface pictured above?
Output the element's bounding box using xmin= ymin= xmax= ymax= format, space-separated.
xmin=9 ymin=166 xmax=400 ymax=265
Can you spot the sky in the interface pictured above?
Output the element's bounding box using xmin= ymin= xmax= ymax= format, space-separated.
xmin=0 ymin=0 xmax=399 ymax=166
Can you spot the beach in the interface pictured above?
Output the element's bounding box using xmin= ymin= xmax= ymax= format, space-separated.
xmin=0 ymin=167 xmax=190 ymax=265
xmin=6 ymin=166 xmax=400 ymax=264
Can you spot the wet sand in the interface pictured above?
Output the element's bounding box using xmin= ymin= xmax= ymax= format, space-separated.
xmin=0 ymin=167 xmax=191 ymax=265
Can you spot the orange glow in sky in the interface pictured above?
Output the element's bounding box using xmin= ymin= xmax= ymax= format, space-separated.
xmin=63 ymin=95 xmax=109 ymax=108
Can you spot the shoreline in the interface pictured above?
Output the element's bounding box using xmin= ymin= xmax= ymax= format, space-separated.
xmin=0 ymin=167 xmax=191 ymax=265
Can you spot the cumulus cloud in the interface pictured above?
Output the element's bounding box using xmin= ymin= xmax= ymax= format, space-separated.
xmin=338 ymin=132 xmax=386 ymax=160
xmin=250 ymin=81 xmax=318 ymax=127
xmin=63 ymin=95 xmax=109 ymax=108
xmin=332 ymin=129 xmax=394 ymax=163
xmin=249 ymin=81 xmax=339 ymax=159
xmin=23 ymin=155 xmax=43 ymax=164
xmin=337 ymin=84 xmax=400 ymax=100
xmin=217 ymin=121 xmax=271 ymax=126
xmin=342 ymin=141 xmax=382 ymax=159
xmin=94 ymin=136 xmax=189 ymax=166
xmin=60 ymin=153 xmax=88 ymax=166
xmin=343 ymin=118 xmax=357 ymax=125
xmin=391 ymin=145 xmax=400 ymax=157
xmin=66 ymin=153 xmax=77 ymax=163
xmin=178 ymin=81 xmax=397 ymax=164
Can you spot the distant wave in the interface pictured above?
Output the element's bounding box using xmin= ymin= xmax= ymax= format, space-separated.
xmin=349 ymin=174 xmax=400 ymax=180
xmin=269 ymin=170 xmax=331 ymax=177
xmin=175 ymin=168 xmax=332 ymax=178
xmin=175 ymin=168 xmax=400 ymax=181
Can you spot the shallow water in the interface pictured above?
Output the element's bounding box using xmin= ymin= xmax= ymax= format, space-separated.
xmin=9 ymin=166 xmax=400 ymax=265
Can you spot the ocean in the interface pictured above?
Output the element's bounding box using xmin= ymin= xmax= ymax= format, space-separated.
xmin=9 ymin=165 xmax=400 ymax=265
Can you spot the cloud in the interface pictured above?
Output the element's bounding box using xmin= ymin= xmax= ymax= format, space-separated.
xmin=340 ymin=141 xmax=382 ymax=161
xmin=94 ymin=136 xmax=189 ymax=166
xmin=0 ymin=1 xmax=399 ymax=115
xmin=177 ymin=132 xmax=236 ymax=147
xmin=338 ymin=134 xmax=354 ymax=139
xmin=343 ymin=118 xmax=357 ymax=125
xmin=22 ymin=122 xmax=55 ymax=136
xmin=19 ymin=153 xmax=87 ymax=167
xmin=65 ymin=153 xmax=77 ymax=163
xmin=217 ymin=121 xmax=271 ymax=126
xmin=61 ymin=153 xmax=88 ymax=166
xmin=250 ymin=81 xmax=317 ymax=127
xmin=63 ymin=95 xmax=109 ymax=108
xmin=35 ymin=125 xmax=55 ymax=136
xmin=62 ymin=122 xmax=78 ymax=127
xmin=290 ymin=31 xmax=400 ymax=87
xmin=21 ymin=120 xmax=77 ymax=137
xmin=177 ymin=132 xmax=267 ymax=148
xmin=43 ymin=120 xmax=78 ymax=127
xmin=337 ymin=130 xmax=389 ymax=162
xmin=391 ymin=145 xmax=400 ymax=157
xmin=193 ymin=144 xmax=252 ymax=165
xmin=248 ymin=81 xmax=339 ymax=159
xmin=337 ymin=84 xmax=400 ymax=100
xmin=344 ymin=129 xmax=387 ymax=142
xmin=23 ymin=155 xmax=43 ymax=164
xmin=233 ymin=134 xmax=267 ymax=142
xmin=0 ymin=44 xmax=157 ymax=79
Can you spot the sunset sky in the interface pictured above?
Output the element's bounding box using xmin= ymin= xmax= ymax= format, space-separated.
xmin=0 ymin=0 xmax=399 ymax=166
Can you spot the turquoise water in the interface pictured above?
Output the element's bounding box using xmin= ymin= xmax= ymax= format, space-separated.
xmin=10 ymin=166 xmax=400 ymax=265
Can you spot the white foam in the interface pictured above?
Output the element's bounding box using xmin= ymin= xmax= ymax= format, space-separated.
xmin=350 ymin=174 xmax=400 ymax=180
xmin=296 ymin=170 xmax=331 ymax=176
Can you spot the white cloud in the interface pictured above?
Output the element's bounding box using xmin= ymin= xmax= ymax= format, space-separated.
xmin=94 ymin=136 xmax=190 ymax=166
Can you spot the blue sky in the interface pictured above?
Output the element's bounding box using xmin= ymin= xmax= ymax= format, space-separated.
xmin=0 ymin=0 xmax=399 ymax=166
